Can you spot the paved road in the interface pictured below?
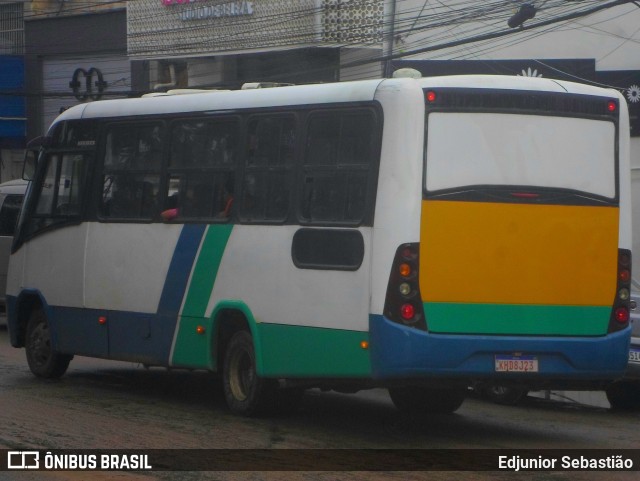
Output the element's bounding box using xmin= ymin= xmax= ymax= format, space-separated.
xmin=1 ymin=325 xmax=638 ymax=481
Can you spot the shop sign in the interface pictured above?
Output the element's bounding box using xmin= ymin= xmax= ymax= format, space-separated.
xmin=163 ymin=0 xmax=254 ymax=21
xmin=69 ymin=67 xmax=107 ymax=102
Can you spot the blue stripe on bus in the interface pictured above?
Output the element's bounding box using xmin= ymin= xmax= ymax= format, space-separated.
xmin=156 ymin=224 xmax=207 ymax=318
xmin=7 ymin=226 xmax=209 ymax=366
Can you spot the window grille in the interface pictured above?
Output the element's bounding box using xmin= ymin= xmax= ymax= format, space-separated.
xmin=0 ymin=2 xmax=24 ymax=55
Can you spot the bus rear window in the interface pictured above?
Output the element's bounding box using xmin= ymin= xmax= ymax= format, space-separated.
xmin=425 ymin=112 xmax=616 ymax=200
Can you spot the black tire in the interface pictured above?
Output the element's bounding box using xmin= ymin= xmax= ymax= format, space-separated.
xmin=25 ymin=309 xmax=72 ymax=379
xmin=222 ymin=330 xmax=277 ymax=416
xmin=606 ymin=381 xmax=640 ymax=411
xmin=389 ymin=386 xmax=466 ymax=415
xmin=483 ymin=385 xmax=528 ymax=406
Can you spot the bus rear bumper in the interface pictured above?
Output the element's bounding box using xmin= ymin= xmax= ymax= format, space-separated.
xmin=369 ymin=314 xmax=630 ymax=384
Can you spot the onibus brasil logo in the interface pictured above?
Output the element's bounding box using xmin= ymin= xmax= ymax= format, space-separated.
xmin=7 ymin=451 xmax=152 ymax=470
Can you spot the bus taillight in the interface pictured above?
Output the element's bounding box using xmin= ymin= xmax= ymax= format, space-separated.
xmin=400 ymin=303 xmax=415 ymax=320
xmin=383 ymin=243 xmax=426 ymax=330
xmin=615 ymin=307 xmax=629 ymax=324
xmin=619 ymin=269 xmax=631 ymax=283
xmin=609 ymin=249 xmax=632 ymax=332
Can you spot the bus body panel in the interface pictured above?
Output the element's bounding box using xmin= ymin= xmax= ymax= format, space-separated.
xmin=420 ymin=200 xmax=619 ymax=335
xmin=20 ymin=224 xmax=87 ymax=309
xmin=369 ymin=314 xmax=630 ymax=381
xmin=368 ymin=77 xmax=631 ymax=382
xmin=9 ymin=222 xmax=374 ymax=376
xmin=204 ymin=224 xmax=372 ymax=329
xmin=617 ymin=95 xmax=633 ymax=251
xmin=368 ymin=79 xmax=425 ymax=315
xmin=170 ymin=224 xmax=373 ymax=377
xmin=84 ymin=222 xmax=184 ymax=313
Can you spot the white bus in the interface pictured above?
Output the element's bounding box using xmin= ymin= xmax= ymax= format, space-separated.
xmin=7 ymin=75 xmax=632 ymax=416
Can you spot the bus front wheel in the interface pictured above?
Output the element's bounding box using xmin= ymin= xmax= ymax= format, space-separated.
xmin=25 ymin=309 xmax=72 ymax=379
xmin=389 ymin=386 xmax=466 ymax=415
xmin=222 ymin=330 xmax=276 ymax=416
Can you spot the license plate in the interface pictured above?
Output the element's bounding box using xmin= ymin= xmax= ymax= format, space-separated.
xmin=629 ymin=349 xmax=640 ymax=364
xmin=495 ymin=355 xmax=538 ymax=372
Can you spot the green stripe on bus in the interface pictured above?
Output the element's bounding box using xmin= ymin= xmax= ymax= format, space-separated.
xmin=424 ymin=302 xmax=611 ymax=336
xmin=171 ymin=316 xmax=216 ymax=369
xmin=256 ymin=323 xmax=371 ymax=378
xmin=171 ymin=224 xmax=233 ymax=367
xmin=182 ymin=224 xmax=233 ymax=319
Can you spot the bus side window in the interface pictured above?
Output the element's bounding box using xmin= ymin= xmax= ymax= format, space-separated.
xmin=104 ymin=175 xmax=159 ymax=219
xmin=165 ymin=119 xmax=238 ymax=221
xmin=240 ymin=115 xmax=295 ymax=222
xmin=26 ymin=152 xmax=89 ymax=236
xmin=136 ymin=125 xmax=163 ymax=170
xmin=100 ymin=122 xmax=163 ymax=221
xmin=55 ymin=153 xmax=86 ymax=216
xmin=301 ymin=111 xmax=376 ymax=225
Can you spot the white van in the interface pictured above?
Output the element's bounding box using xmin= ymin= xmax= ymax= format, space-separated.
xmin=0 ymin=179 xmax=28 ymax=318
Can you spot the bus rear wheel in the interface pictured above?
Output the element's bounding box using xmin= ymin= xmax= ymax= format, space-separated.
xmin=389 ymin=386 xmax=466 ymax=415
xmin=606 ymin=381 xmax=640 ymax=411
xmin=25 ymin=309 xmax=72 ymax=379
xmin=222 ymin=330 xmax=276 ymax=416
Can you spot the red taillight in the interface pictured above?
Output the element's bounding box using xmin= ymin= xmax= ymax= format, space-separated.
xmin=607 ymin=100 xmax=617 ymax=112
xmin=615 ymin=307 xmax=629 ymax=323
xmin=401 ymin=304 xmax=415 ymax=320
xmin=619 ymin=269 xmax=631 ymax=283
xmin=609 ymin=249 xmax=632 ymax=333
xmin=426 ymin=90 xmax=437 ymax=103
xmin=384 ymin=243 xmax=426 ymax=330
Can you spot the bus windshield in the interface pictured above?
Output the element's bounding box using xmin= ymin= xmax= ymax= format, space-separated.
xmin=425 ymin=112 xmax=616 ymax=200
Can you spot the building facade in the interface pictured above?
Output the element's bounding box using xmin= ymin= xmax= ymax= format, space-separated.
xmin=0 ymin=2 xmax=25 ymax=182
xmin=25 ymin=4 xmax=130 ymax=139
xmin=127 ymin=0 xmax=386 ymax=91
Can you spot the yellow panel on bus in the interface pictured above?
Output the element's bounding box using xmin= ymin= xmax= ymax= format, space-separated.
xmin=419 ymin=200 xmax=619 ymax=307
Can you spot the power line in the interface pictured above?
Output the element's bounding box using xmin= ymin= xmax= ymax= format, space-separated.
xmin=2 ymin=0 xmax=639 ymax=96
xmin=340 ymin=0 xmax=639 ymax=71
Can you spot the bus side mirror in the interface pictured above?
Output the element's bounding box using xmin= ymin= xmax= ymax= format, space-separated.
xmin=22 ymin=136 xmax=52 ymax=181
xmin=22 ymin=149 xmax=38 ymax=181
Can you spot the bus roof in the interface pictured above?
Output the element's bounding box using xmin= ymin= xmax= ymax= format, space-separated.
xmin=417 ymin=74 xmax=621 ymax=98
xmin=51 ymin=74 xmax=623 ymax=130
xmin=52 ymin=78 xmax=388 ymax=126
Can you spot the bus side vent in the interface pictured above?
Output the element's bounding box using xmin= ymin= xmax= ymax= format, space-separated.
xmin=608 ymin=249 xmax=632 ymax=333
xmin=383 ymin=243 xmax=427 ymax=331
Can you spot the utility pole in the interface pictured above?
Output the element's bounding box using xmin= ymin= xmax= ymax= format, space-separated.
xmin=384 ymin=0 xmax=397 ymax=78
